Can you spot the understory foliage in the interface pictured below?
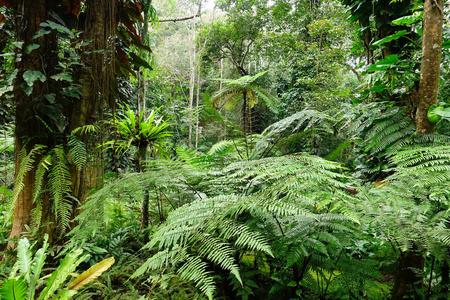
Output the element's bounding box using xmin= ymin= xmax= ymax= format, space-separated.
xmin=5 ymin=136 xmax=88 ymax=236
xmin=2 ymin=0 xmax=450 ymax=299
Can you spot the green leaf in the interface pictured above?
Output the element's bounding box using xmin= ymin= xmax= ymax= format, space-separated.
xmin=44 ymin=94 xmax=56 ymax=104
xmin=26 ymin=44 xmax=40 ymax=54
xmin=33 ymin=29 xmax=52 ymax=39
xmin=40 ymin=20 xmax=73 ymax=37
xmin=50 ymin=289 xmax=77 ymax=300
xmin=29 ymin=234 xmax=49 ymax=300
xmin=367 ymin=55 xmax=399 ymax=72
xmin=51 ymin=73 xmax=73 ymax=82
xmin=287 ymin=281 xmax=297 ymax=287
xmin=434 ymin=107 xmax=450 ymax=118
xmin=392 ymin=12 xmax=423 ymax=26
xmin=442 ymin=40 xmax=450 ymax=49
xmin=0 ymin=278 xmax=28 ymax=300
xmin=89 ymin=246 xmax=108 ymax=254
xmin=369 ymin=84 xmax=387 ymax=93
xmin=11 ymin=42 xmax=24 ymax=49
xmin=427 ymin=104 xmax=443 ymax=123
xmin=23 ymin=70 xmax=46 ymax=87
xmin=372 ymin=30 xmax=407 ymax=46
xmin=38 ymin=249 xmax=88 ymax=300
xmin=129 ymin=52 xmax=152 ymax=70
xmin=15 ymin=238 xmax=32 ymax=282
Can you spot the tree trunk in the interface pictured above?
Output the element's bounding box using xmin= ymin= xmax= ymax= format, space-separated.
xmin=242 ymin=91 xmax=248 ymax=135
xmin=438 ymin=259 xmax=449 ymax=300
xmin=195 ymin=63 xmax=201 ymax=150
xmin=415 ymin=0 xmax=444 ymax=134
xmin=188 ymin=15 xmax=197 ymax=149
xmin=9 ymin=0 xmax=58 ymax=245
xmin=9 ymin=0 xmax=115 ymax=247
xmin=359 ymin=19 xmax=374 ymax=65
xmin=392 ymin=251 xmax=424 ymax=300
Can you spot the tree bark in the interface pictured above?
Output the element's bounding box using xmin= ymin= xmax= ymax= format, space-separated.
xmin=415 ymin=0 xmax=444 ymax=134
xmin=439 ymin=259 xmax=449 ymax=300
xmin=9 ymin=0 xmax=58 ymax=245
xmin=9 ymin=0 xmax=115 ymax=246
xmin=392 ymin=251 xmax=424 ymax=300
xmin=188 ymin=14 xmax=196 ymax=149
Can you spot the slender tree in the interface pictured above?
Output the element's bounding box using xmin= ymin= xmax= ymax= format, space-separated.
xmin=415 ymin=0 xmax=444 ymax=134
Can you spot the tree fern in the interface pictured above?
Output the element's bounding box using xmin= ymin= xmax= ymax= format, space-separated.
xmin=212 ymin=71 xmax=280 ymax=114
xmin=132 ymin=195 xmax=273 ymax=299
xmin=252 ymin=109 xmax=336 ymax=158
xmin=356 ymin=143 xmax=450 ymax=259
xmin=129 ymin=152 xmax=361 ymax=299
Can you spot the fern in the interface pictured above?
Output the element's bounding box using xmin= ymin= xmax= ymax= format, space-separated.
xmin=252 ymin=109 xmax=336 ymax=158
xmin=68 ymin=134 xmax=87 ymax=171
xmin=29 ymin=154 xmax=51 ymax=235
xmin=5 ymin=144 xmax=47 ymax=226
xmin=356 ymin=143 xmax=450 ymax=259
xmin=49 ymin=145 xmax=74 ymax=232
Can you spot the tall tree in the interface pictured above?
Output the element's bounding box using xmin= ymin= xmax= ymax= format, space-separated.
xmin=3 ymin=0 xmax=148 ymax=245
xmin=415 ymin=0 xmax=444 ymax=134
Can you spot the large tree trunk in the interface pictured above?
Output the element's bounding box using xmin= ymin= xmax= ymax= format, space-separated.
xmin=69 ymin=0 xmax=115 ymax=206
xmin=415 ymin=0 xmax=444 ymax=134
xmin=9 ymin=0 xmax=58 ymax=245
xmin=391 ymin=0 xmax=444 ymax=295
xmin=9 ymin=0 xmax=115 ymax=247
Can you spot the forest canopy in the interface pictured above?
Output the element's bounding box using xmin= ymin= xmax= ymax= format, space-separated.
xmin=1 ymin=0 xmax=450 ymax=299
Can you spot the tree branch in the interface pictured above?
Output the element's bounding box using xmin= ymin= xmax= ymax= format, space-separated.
xmin=159 ymin=14 xmax=200 ymax=23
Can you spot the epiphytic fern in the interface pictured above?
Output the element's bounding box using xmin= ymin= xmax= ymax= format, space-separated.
xmin=2 ymin=234 xmax=114 ymax=300
xmin=68 ymin=134 xmax=87 ymax=171
xmin=5 ymin=144 xmax=47 ymax=226
xmin=49 ymin=145 xmax=73 ymax=232
xmin=7 ymin=141 xmax=87 ymax=235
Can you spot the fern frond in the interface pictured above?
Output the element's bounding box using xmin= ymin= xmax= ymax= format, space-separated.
xmin=14 ymin=238 xmax=32 ymax=282
xmin=5 ymin=144 xmax=47 ymax=225
xmin=132 ymin=248 xmax=180 ymax=278
xmin=191 ymin=232 xmax=241 ymax=284
xmin=29 ymin=234 xmax=49 ymax=300
xmin=49 ymin=145 xmax=74 ymax=231
xmin=177 ymin=250 xmax=215 ymax=300
xmin=68 ymin=134 xmax=87 ymax=171
xmin=252 ymin=109 xmax=335 ymax=158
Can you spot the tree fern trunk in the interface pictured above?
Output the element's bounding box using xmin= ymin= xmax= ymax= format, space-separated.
xmin=392 ymin=250 xmax=424 ymax=300
xmin=242 ymin=91 xmax=248 ymax=135
xmin=439 ymin=259 xmax=449 ymax=300
xmin=138 ymin=144 xmax=150 ymax=230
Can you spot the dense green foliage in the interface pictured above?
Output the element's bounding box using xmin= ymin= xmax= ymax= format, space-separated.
xmin=1 ymin=0 xmax=450 ymax=299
